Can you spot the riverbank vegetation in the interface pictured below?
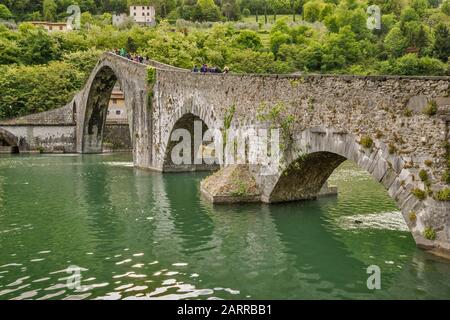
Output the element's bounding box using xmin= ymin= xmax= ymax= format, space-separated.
xmin=0 ymin=0 xmax=449 ymax=118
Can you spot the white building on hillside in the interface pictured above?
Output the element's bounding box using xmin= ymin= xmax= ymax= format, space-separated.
xmin=130 ymin=5 xmax=155 ymax=25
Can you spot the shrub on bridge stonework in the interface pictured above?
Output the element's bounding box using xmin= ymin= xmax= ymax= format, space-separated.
xmin=147 ymin=67 xmax=156 ymax=110
xmin=388 ymin=143 xmax=397 ymax=154
xmin=359 ymin=135 xmax=373 ymax=149
xmin=435 ymin=187 xmax=450 ymax=201
xmin=424 ymin=160 xmax=433 ymax=167
xmin=443 ymin=170 xmax=450 ymax=184
xmin=424 ymin=226 xmax=437 ymax=240
xmin=419 ymin=169 xmax=429 ymax=182
xmin=403 ymin=108 xmax=413 ymax=117
xmin=422 ymin=100 xmax=438 ymax=116
xmin=147 ymin=67 xmax=156 ymax=86
xmin=412 ymin=188 xmax=427 ymax=200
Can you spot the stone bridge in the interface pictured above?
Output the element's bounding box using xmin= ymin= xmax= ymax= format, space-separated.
xmin=1 ymin=52 xmax=450 ymax=257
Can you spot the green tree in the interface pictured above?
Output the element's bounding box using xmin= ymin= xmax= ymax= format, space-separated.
xmin=270 ymin=31 xmax=292 ymax=58
xmin=195 ymin=0 xmax=222 ymax=21
xmin=400 ymin=7 xmax=420 ymax=23
xmin=410 ymin=0 xmax=428 ymax=17
xmin=321 ymin=25 xmax=361 ymax=70
xmin=303 ymin=0 xmax=322 ymax=22
xmin=0 ymin=4 xmax=13 ymax=20
xmin=427 ymin=0 xmax=440 ymax=8
xmin=222 ymin=0 xmax=241 ymax=20
xmin=370 ymin=0 xmax=404 ymax=15
xmin=126 ymin=36 xmax=137 ymax=53
xmin=43 ymin=0 xmax=57 ymax=21
xmin=442 ymin=0 xmax=450 ymax=15
xmin=288 ymin=0 xmax=303 ymax=22
xmin=434 ymin=23 xmax=450 ymax=62
xmin=0 ymin=37 xmax=19 ymax=64
xmin=18 ymin=26 xmax=60 ymax=64
xmin=233 ymin=30 xmax=262 ymax=50
xmin=379 ymin=53 xmax=447 ymax=75
xmin=384 ymin=25 xmax=409 ymax=57
xmin=62 ymin=48 xmax=103 ymax=76
xmin=0 ymin=62 xmax=84 ymax=119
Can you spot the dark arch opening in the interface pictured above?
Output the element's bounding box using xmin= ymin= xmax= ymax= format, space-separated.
xmin=82 ymin=66 xmax=131 ymax=153
xmin=269 ymin=152 xmax=346 ymax=203
xmin=163 ymin=113 xmax=219 ymax=172
xmin=0 ymin=128 xmax=19 ymax=154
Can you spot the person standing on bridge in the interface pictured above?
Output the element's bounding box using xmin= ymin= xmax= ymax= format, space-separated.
xmin=193 ymin=65 xmax=199 ymax=72
xmin=120 ymin=48 xmax=126 ymax=57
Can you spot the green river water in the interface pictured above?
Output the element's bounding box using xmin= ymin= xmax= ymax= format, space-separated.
xmin=0 ymin=153 xmax=449 ymax=300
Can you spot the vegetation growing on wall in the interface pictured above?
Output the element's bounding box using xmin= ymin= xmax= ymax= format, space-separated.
xmin=435 ymin=187 xmax=450 ymax=200
xmin=412 ymin=187 xmax=427 ymax=200
xmin=424 ymin=226 xmax=437 ymax=240
xmin=359 ymin=135 xmax=373 ymax=149
xmin=222 ymin=103 xmax=236 ymax=149
xmin=147 ymin=66 xmax=156 ymax=111
xmin=256 ymin=101 xmax=295 ymax=151
xmin=423 ymin=100 xmax=438 ymax=116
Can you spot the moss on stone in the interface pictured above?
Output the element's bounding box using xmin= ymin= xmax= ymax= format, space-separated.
xmin=422 ymin=100 xmax=438 ymax=116
xmin=147 ymin=67 xmax=156 ymax=86
xmin=435 ymin=187 xmax=450 ymax=201
xmin=443 ymin=170 xmax=450 ymax=184
xmin=424 ymin=226 xmax=437 ymax=240
xmin=419 ymin=169 xmax=428 ymax=182
xmin=403 ymin=108 xmax=412 ymax=117
xmin=424 ymin=160 xmax=433 ymax=167
xmin=201 ymin=165 xmax=260 ymax=200
xmin=147 ymin=67 xmax=156 ymax=111
xmin=388 ymin=143 xmax=397 ymax=154
xmin=412 ymin=188 xmax=427 ymax=200
xmin=359 ymin=135 xmax=373 ymax=149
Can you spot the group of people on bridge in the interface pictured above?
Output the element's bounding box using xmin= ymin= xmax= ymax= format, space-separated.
xmin=111 ymin=49 xmax=230 ymax=74
xmin=192 ymin=64 xmax=229 ymax=74
xmin=113 ymin=48 xmax=148 ymax=64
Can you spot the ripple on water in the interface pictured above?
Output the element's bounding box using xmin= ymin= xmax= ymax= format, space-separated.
xmin=337 ymin=211 xmax=409 ymax=232
xmin=103 ymin=162 xmax=134 ymax=167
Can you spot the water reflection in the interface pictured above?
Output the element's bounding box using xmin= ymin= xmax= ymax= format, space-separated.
xmin=0 ymin=154 xmax=449 ymax=300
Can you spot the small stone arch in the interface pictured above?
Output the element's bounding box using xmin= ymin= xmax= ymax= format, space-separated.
xmin=0 ymin=128 xmax=19 ymax=153
xmin=260 ymin=126 xmax=436 ymax=247
xmin=162 ymin=110 xmax=219 ymax=172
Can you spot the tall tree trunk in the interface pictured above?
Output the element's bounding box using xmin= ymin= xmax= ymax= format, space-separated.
xmin=292 ymin=2 xmax=296 ymax=22
xmin=264 ymin=5 xmax=267 ymax=24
